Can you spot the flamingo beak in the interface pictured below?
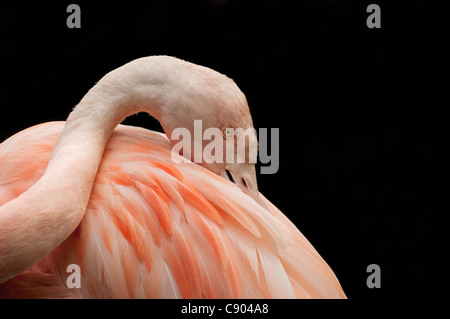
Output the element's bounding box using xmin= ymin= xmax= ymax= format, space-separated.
xmin=222 ymin=164 xmax=270 ymax=211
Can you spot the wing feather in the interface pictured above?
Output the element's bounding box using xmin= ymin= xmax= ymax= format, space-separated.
xmin=0 ymin=123 xmax=345 ymax=298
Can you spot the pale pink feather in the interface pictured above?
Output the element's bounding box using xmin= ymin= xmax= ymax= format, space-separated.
xmin=0 ymin=122 xmax=345 ymax=298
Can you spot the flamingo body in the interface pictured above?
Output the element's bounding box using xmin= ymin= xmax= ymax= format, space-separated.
xmin=0 ymin=122 xmax=345 ymax=298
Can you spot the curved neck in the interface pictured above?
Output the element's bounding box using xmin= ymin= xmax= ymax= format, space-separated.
xmin=0 ymin=58 xmax=172 ymax=284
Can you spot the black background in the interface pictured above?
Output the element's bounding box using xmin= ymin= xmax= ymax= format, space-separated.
xmin=0 ymin=0 xmax=448 ymax=301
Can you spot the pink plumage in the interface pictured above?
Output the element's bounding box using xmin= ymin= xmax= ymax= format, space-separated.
xmin=0 ymin=56 xmax=345 ymax=298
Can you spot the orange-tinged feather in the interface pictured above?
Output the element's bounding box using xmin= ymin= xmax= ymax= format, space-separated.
xmin=177 ymin=183 xmax=223 ymax=225
xmin=142 ymin=187 xmax=173 ymax=236
xmin=151 ymin=161 xmax=184 ymax=182
xmin=187 ymin=206 xmax=228 ymax=269
xmin=121 ymin=248 xmax=136 ymax=298
xmin=134 ymin=187 xmax=162 ymax=246
xmin=225 ymin=255 xmax=243 ymax=298
xmin=107 ymin=162 xmax=121 ymax=172
xmin=163 ymin=242 xmax=191 ymax=298
xmin=100 ymin=225 xmax=113 ymax=255
xmin=132 ymin=225 xmax=153 ymax=272
xmin=113 ymin=208 xmax=133 ymax=242
xmin=173 ymin=225 xmax=202 ymax=297
xmin=110 ymin=171 xmax=135 ymax=187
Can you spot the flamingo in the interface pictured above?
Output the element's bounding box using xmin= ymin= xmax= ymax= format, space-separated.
xmin=0 ymin=56 xmax=345 ymax=298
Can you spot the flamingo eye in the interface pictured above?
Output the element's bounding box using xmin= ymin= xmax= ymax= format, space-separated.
xmin=223 ymin=128 xmax=233 ymax=139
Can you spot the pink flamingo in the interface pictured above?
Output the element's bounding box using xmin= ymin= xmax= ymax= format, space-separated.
xmin=0 ymin=56 xmax=345 ymax=298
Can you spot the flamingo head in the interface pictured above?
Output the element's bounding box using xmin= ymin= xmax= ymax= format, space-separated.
xmin=155 ymin=58 xmax=261 ymax=200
